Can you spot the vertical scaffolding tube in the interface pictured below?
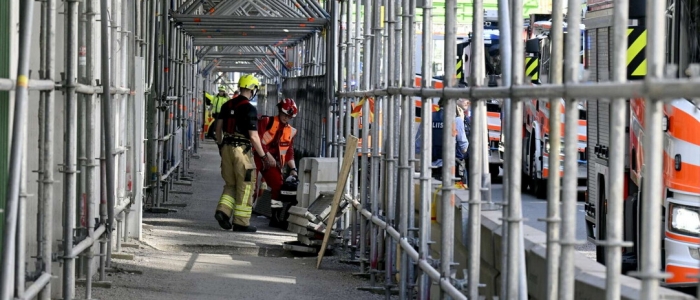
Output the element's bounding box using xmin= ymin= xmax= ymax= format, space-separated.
xmin=39 ymin=0 xmax=58 ymax=299
xmin=506 ymin=0 xmax=525 ymax=297
xmin=544 ymin=0 xmax=564 ymax=298
xmin=326 ymin=0 xmax=337 ymax=157
xmin=15 ymin=27 xmax=33 ymax=297
xmin=84 ymin=0 xmax=98 ymax=296
xmin=405 ymin=1 xmax=417 ymax=295
xmin=368 ymin=0 xmax=381 ymax=288
xmin=467 ymin=0 xmax=484 ymax=297
xmin=558 ymin=0 xmax=582 ymax=298
xmin=36 ymin=0 xmax=47 ymax=266
xmin=638 ymin=0 xmax=667 ymax=297
xmin=101 ymin=0 xmax=118 ymax=270
xmin=352 ymin=0 xmax=361 ymax=242
xmin=345 ymin=0 xmax=357 ymax=260
xmin=337 ymin=0 xmax=346 ymax=173
xmin=418 ymin=0 xmax=433 ymax=296
xmin=439 ymin=0 xmax=457 ymax=298
xmin=383 ymin=0 xmax=398 ymax=295
xmin=62 ymin=0 xmax=80 ymax=297
xmin=399 ymin=0 xmax=412 ymax=295
xmin=496 ymin=0 xmax=511 ymax=298
xmin=0 ymin=0 xmax=35 ymax=297
xmin=359 ymin=0 xmax=372 ymax=276
xmin=604 ymin=0 xmax=630 ymax=298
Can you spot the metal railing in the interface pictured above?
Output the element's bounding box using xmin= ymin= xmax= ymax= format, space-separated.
xmin=331 ymin=0 xmax=699 ymax=299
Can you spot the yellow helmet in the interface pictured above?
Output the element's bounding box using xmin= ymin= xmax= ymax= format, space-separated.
xmin=218 ymin=85 xmax=226 ymax=91
xmin=238 ymin=74 xmax=260 ymax=91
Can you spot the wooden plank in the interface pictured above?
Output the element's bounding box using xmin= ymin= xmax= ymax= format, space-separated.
xmin=316 ymin=135 xmax=358 ymax=269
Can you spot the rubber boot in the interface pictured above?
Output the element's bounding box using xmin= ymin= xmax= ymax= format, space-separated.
xmin=214 ymin=210 xmax=232 ymax=230
xmin=232 ymin=224 xmax=257 ymax=232
xmin=269 ymin=208 xmax=286 ymax=229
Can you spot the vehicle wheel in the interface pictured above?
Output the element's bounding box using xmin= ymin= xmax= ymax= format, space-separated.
xmin=533 ymin=178 xmax=547 ymax=199
xmin=490 ymin=165 xmax=501 ymax=183
xmin=521 ymin=172 xmax=530 ymax=193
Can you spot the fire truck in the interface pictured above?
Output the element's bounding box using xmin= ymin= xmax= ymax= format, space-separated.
xmin=519 ymin=15 xmax=589 ymax=199
xmin=456 ymin=9 xmax=506 ymax=182
xmin=584 ymin=0 xmax=700 ymax=286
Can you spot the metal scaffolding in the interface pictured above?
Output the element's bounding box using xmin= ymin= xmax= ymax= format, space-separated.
xmin=0 ymin=0 xmax=200 ymax=298
xmin=334 ymin=0 xmax=700 ymax=299
xmin=2 ymin=0 xmax=700 ymax=299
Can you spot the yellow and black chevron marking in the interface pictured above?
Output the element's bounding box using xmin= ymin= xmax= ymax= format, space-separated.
xmin=627 ymin=27 xmax=647 ymax=79
xmin=525 ymin=56 xmax=539 ymax=82
xmin=456 ymin=59 xmax=464 ymax=81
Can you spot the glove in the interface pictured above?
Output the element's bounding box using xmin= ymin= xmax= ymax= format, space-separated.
xmin=285 ymin=175 xmax=298 ymax=183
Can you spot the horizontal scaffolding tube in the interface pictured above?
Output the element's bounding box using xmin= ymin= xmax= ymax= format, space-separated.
xmin=0 ymin=79 xmax=130 ymax=94
xmin=337 ymin=79 xmax=700 ymax=100
xmin=18 ymin=272 xmax=52 ymax=300
xmin=172 ymin=15 xmax=329 ymax=24
xmin=0 ymin=78 xmax=55 ymax=91
xmin=68 ymin=225 xmax=106 ymax=258
xmin=350 ymin=198 xmax=466 ymax=300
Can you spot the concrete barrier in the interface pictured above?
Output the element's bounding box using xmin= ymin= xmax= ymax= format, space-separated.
xmin=419 ymin=183 xmax=693 ymax=299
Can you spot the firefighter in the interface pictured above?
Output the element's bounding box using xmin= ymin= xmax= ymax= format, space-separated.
xmin=255 ymin=98 xmax=299 ymax=229
xmin=205 ymin=85 xmax=231 ymax=139
xmin=213 ymin=74 xmax=274 ymax=232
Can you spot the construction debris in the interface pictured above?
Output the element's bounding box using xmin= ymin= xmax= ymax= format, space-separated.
xmin=283 ymin=192 xmax=351 ymax=254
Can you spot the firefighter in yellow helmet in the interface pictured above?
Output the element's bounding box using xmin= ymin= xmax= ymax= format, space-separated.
xmin=204 ymin=85 xmax=230 ymax=139
xmin=214 ymin=74 xmax=274 ymax=232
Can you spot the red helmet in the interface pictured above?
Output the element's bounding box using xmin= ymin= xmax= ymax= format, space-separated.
xmin=278 ymin=98 xmax=298 ymax=117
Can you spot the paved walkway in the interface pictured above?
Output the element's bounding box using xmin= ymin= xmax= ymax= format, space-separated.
xmin=77 ymin=140 xmax=387 ymax=300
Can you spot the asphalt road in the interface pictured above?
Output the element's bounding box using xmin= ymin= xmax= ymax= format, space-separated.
xmin=486 ymin=182 xmax=596 ymax=260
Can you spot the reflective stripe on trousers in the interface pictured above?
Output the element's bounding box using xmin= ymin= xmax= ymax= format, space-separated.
xmin=215 ymin=144 xmax=256 ymax=226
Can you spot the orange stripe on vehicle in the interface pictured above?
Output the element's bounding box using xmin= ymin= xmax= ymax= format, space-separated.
xmin=663 ymin=152 xmax=700 ymax=194
xmin=487 ymin=125 xmax=501 ymax=131
xmin=665 ymin=264 xmax=700 ymax=284
xmin=487 ymin=112 xmax=500 ymax=118
xmin=414 ymin=76 xmax=444 ymax=89
xmin=667 ymin=105 xmax=700 ymax=146
xmin=666 ymin=231 xmax=700 ymax=244
xmin=414 ymin=100 xmax=439 ymax=112
xmin=542 ymin=168 xmax=563 ymax=178
xmin=544 ymin=101 xmax=566 ymax=114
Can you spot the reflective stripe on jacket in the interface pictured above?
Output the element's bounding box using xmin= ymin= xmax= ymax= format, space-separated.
xmin=205 ymin=93 xmax=230 ymax=114
xmin=261 ymin=116 xmax=297 ymax=166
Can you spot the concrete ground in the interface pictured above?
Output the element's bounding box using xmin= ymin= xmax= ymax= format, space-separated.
xmin=76 ymin=140 xmax=393 ymax=300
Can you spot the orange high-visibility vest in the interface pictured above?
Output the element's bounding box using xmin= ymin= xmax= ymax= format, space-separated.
xmin=261 ymin=116 xmax=297 ymax=166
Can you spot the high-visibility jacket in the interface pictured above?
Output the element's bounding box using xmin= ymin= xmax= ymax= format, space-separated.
xmin=205 ymin=92 xmax=230 ymax=115
xmin=258 ymin=116 xmax=297 ymax=166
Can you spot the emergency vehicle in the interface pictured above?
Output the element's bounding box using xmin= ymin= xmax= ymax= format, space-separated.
xmin=583 ymin=0 xmax=700 ymax=286
xmin=519 ymin=15 xmax=588 ymax=199
xmin=455 ymin=9 xmax=505 ymax=182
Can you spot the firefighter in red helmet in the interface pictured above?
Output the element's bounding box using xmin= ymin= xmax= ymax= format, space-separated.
xmin=256 ymin=98 xmax=299 ymax=229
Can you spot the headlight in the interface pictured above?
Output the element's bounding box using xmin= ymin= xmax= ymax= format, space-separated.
xmin=545 ymin=141 xmax=550 ymax=153
xmin=670 ymin=203 xmax=700 ymax=236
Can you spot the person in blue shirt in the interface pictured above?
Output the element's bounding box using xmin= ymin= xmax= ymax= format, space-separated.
xmin=415 ymin=98 xmax=469 ymax=184
xmin=459 ymin=99 xmax=472 ymax=184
